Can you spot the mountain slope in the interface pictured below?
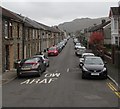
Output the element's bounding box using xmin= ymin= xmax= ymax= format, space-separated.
xmin=58 ymin=17 xmax=109 ymax=33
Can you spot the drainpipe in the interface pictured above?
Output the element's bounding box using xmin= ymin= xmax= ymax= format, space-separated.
xmin=22 ymin=17 xmax=26 ymax=59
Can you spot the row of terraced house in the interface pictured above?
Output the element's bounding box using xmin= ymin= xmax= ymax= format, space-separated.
xmin=0 ymin=7 xmax=67 ymax=73
xmin=82 ymin=6 xmax=120 ymax=65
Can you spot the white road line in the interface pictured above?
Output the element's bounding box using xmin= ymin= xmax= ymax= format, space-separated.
xmin=107 ymin=75 xmax=119 ymax=88
xmin=67 ymin=68 xmax=69 ymax=72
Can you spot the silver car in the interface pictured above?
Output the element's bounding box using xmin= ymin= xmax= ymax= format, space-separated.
xmin=32 ymin=54 xmax=49 ymax=67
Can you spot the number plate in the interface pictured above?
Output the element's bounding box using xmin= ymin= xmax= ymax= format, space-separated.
xmin=21 ymin=67 xmax=31 ymax=70
xmin=91 ymin=73 xmax=99 ymax=76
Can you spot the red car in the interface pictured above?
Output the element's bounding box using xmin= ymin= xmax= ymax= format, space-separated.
xmin=48 ymin=47 xmax=59 ymax=56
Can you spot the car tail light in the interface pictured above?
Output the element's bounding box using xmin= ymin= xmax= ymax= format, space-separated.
xmin=54 ymin=50 xmax=57 ymax=53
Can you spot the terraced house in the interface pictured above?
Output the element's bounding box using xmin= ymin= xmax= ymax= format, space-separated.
xmin=109 ymin=6 xmax=120 ymax=46
xmin=2 ymin=7 xmax=23 ymax=72
xmin=1 ymin=7 xmax=65 ymax=73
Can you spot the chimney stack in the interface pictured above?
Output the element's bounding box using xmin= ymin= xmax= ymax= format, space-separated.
xmin=101 ymin=19 xmax=106 ymax=24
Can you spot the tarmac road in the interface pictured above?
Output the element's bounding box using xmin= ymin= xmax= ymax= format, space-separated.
xmin=2 ymin=38 xmax=119 ymax=108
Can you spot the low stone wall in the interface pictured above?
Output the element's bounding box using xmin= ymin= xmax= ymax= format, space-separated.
xmin=104 ymin=54 xmax=112 ymax=63
xmin=114 ymin=51 xmax=120 ymax=69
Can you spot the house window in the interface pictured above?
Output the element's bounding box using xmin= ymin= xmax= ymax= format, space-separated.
xmin=17 ymin=43 xmax=20 ymax=59
xmin=33 ymin=29 xmax=35 ymax=39
xmin=4 ymin=20 xmax=9 ymax=39
xmin=36 ymin=30 xmax=38 ymax=39
xmin=17 ymin=23 xmax=20 ymax=38
xmin=115 ymin=37 xmax=118 ymax=45
xmin=9 ymin=22 xmax=12 ymax=38
xmin=114 ymin=19 xmax=117 ymax=30
xmin=28 ymin=29 xmax=30 ymax=40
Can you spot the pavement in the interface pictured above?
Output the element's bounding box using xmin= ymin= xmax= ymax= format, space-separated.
xmin=1 ymin=69 xmax=17 ymax=85
xmin=107 ymin=62 xmax=120 ymax=89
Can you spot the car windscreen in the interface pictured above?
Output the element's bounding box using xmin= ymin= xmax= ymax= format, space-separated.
xmin=77 ymin=48 xmax=85 ymax=51
xmin=82 ymin=54 xmax=94 ymax=58
xmin=49 ymin=47 xmax=56 ymax=50
xmin=24 ymin=58 xmax=39 ymax=63
xmin=84 ymin=57 xmax=104 ymax=65
xmin=76 ymin=43 xmax=81 ymax=46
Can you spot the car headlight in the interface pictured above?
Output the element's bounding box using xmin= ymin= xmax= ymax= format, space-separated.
xmin=102 ymin=67 xmax=107 ymax=72
xmin=83 ymin=66 xmax=88 ymax=71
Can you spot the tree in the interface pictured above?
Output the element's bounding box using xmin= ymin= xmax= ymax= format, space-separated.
xmin=89 ymin=32 xmax=104 ymax=45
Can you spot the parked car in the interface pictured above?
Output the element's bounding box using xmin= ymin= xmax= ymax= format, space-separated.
xmin=75 ymin=43 xmax=82 ymax=49
xmin=75 ymin=47 xmax=86 ymax=56
xmin=48 ymin=47 xmax=59 ymax=56
xmin=56 ymin=43 xmax=63 ymax=53
xmin=60 ymin=41 xmax=65 ymax=48
xmin=63 ymin=39 xmax=67 ymax=45
xmin=17 ymin=57 xmax=46 ymax=78
xmin=73 ymin=38 xmax=79 ymax=44
xmin=81 ymin=56 xmax=107 ymax=79
xmin=32 ymin=54 xmax=49 ymax=67
xmin=79 ymin=53 xmax=94 ymax=67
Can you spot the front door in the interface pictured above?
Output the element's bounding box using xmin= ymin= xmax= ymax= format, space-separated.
xmin=5 ymin=45 xmax=9 ymax=70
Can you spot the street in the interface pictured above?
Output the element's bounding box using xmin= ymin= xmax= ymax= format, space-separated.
xmin=3 ymin=38 xmax=119 ymax=107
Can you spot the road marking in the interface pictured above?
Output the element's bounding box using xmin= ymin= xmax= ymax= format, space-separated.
xmin=115 ymin=92 xmax=120 ymax=98
xmin=20 ymin=72 xmax=61 ymax=85
xmin=21 ymin=78 xmax=58 ymax=85
xmin=107 ymin=83 xmax=115 ymax=91
xmin=67 ymin=68 xmax=69 ymax=72
xmin=108 ymin=83 xmax=117 ymax=91
xmin=107 ymin=75 xmax=119 ymax=87
xmin=44 ymin=73 xmax=61 ymax=77
xmin=107 ymin=82 xmax=120 ymax=98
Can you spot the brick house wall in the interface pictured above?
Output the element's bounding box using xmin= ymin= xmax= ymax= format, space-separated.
xmin=0 ymin=10 xmax=2 ymax=74
xmin=2 ymin=18 xmax=23 ymax=72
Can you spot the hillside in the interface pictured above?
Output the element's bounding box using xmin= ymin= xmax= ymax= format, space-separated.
xmin=58 ymin=17 xmax=109 ymax=33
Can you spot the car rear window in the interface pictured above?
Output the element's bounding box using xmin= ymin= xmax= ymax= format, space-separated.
xmin=49 ymin=47 xmax=56 ymax=50
xmin=24 ymin=58 xmax=39 ymax=63
xmin=85 ymin=57 xmax=103 ymax=65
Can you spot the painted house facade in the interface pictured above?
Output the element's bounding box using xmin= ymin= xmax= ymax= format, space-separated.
xmin=88 ymin=20 xmax=110 ymax=46
xmin=109 ymin=7 xmax=120 ymax=46
xmin=103 ymin=22 xmax=111 ymax=45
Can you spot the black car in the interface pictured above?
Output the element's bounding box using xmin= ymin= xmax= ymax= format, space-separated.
xmin=81 ymin=56 xmax=107 ymax=79
xmin=17 ymin=57 xmax=46 ymax=78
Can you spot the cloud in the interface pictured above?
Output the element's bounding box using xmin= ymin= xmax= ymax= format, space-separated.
xmin=1 ymin=2 xmax=118 ymax=26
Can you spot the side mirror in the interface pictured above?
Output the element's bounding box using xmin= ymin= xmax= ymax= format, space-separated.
xmin=104 ymin=61 xmax=107 ymax=64
xmin=81 ymin=62 xmax=84 ymax=66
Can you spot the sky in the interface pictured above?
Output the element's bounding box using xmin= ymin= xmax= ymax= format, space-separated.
xmin=1 ymin=0 xmax=119 ymax=26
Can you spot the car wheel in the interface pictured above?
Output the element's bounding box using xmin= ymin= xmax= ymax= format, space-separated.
xmin=17 ymin=72 xmax=21 ymax=78
xmin=103 ymin=75 xmax=107 ymax=79
xmin=38 ymin=68 xmax=42 ymax=77
xmin=47 ymin=63 xmax=49 ymax=67
xmin=43 ymin=66 xmax=46 ymax=72
xmin=82 ymin=73 xmax=86 ymax=79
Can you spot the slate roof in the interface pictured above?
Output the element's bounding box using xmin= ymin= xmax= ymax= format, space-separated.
xmin=1 ymin=6 xmax=23 ymax=22
xmin=1 ymin=6 xmax=60 ymax=32
xmin=109 ymin=7 xmax=120 ymax=17
xmin=88 ymin=20 xmax=111 ymax=32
